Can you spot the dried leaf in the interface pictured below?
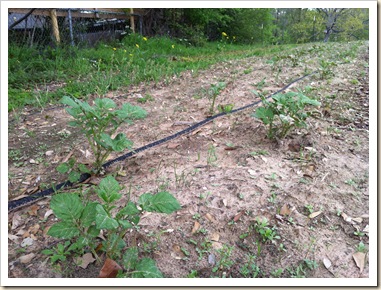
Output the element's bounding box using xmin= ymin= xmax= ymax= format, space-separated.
xmin=280 ymin=204 xmax=291 ymax=216
xmin=11 ymin=212 xmax=22 ymax=230
xmin=77 ymin=253 xmax=96 ymax=269
xmin=44 ymin=209 xmax=54 ymax=219
xmin=233 ymin=210 xmax=245 ymax=222
xmin=28 ymin=224 xmax=40 ymax=235
xmin=323 ymin=257 xmax=332 ymax=269
xmin=19 ymin=253 xmax=36 ymax=264
xmin=98 ymin=258 xmax=122 ymax=278
xmin=353 ymin=252 xmax=366 ymax=273
xmin=8 ymin=234 xmax=20 ymax=243
xmin=341 ymin=212 xmax=352 ymax=223
xmin=28 ymin=204 xmax=40 ymax=216
xmin=260 ymin=156 xmax=268 ymax=163
xmin=248 ymin=169 xmax=256 ymax=176
xmin=205 ymin=213 xmax=215 ymax=222
xmin=171 ymin=244 xmax=185 ymax=259
xmin=211 ymin=241 xmax=223 ymax=250
xmin=352 ymin=217 xmax=363 ymax=224
xmin=363 ymin=224 xmax=369 ymax=233
xmin=191 ymin=221 xmax=201 ymax=234
xmin=210 ymin=232 xmax=220 ymax=242
xmin=309 ymin=211 xmax=322 ymax=219
xmin=21 ymin=237 xmax=34 ymax=247
xmin=167 ymin=142 xmax=180 ymax=149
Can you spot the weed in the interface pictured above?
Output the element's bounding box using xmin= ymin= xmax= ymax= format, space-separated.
xmin=253 ymin=217 xmax=280 ymax=243
xmin=137 ymin=94 xmax=154 ymax=103
xmin=249 ymin=149 xmax=269 ymax=156
xmin=239 ymin=254 xmax=260 ymax=278
xmin=305 ymin=204 xmax=314 ymax=214
xmin=270 ymin=268 xmax=284 ymax=278
xmin=212 ymin=245 xmax=235 ymax=273
xmin=356 ymin=242 xmax=367 ymax=253
xmin=267 ymin=191 xmax=277 ymax=203
xmin=207 ymin=144 xmax=218 ymax=166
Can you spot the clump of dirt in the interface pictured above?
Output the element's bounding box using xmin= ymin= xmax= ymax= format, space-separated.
xmin=8 ymin=42 xmax=370 ymax=281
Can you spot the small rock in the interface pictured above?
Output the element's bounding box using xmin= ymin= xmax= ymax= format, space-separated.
xmin=208 ymin=253 xmax=216 ymax=265
xmin=45 ymin=150 xmax=54 ymax=156
xmin=21 ymin=237 xmax=34 ymax=247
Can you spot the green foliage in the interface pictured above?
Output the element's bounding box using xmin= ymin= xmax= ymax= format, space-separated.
xmin=253 ymin=217 xmax=280 ymax=243
xmin=61 ymin=96 xmax=147 ymax=172
xmin=239 ymin=254 xmax=261 ymax=278
xmin=56 ymin=157 xmax=91 ymax=183
xmin=252 ymin=91 xmax=321 ymax=139
xmin=46 ymin=176 xmax=180 ymax=276
xmin=207 ymin=82 xmax=226 ymax=115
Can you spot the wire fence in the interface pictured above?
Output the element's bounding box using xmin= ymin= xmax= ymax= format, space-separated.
xmin=8 ymin=8 xmax=142 ymax=48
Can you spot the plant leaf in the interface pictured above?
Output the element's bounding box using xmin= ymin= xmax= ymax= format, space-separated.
xmin=131 ymin=258 xmax=163 ymax=278
xmin=96 ymin=176 xmax=122 ymax=203
xmin=56 ymin=163 xmax=70 ymax=174
xmin=47 ymin=221 xmax=80 ymax=238
xmin=116 ymin=103 xmax=147 ymax=120
xmin=94 ymin=98 xmax=116 ymax=110
xmin=95 ymin=204 xmax=119 ymax=230
xmin=50 ymin=193 xmax=84 ymax=221
xmin=122 ymin=247 xmax=138 ymax=271
xmin=139 ymin=192 xmax=181 ymax=214
xmin=81 ymin=202 xmax=98 ymax=227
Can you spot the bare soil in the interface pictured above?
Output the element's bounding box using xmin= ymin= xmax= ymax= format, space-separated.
xmin=8 ymin=42 xmax=370 ymax=280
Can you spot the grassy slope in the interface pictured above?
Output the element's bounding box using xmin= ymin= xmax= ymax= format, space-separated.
xmin=8 ymin=34 xmax=297 ymax=112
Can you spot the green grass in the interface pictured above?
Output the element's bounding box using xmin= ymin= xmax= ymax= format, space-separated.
xmin=8 ymin=34 xmax=298 ymax=111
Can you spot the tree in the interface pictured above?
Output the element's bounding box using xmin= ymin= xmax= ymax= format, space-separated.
xmin=317 ymin=8 xmax=348 ymax=42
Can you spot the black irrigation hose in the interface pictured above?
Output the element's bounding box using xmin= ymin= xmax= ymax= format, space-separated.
xmin=8 ymin=72 xmax=316 ymax=212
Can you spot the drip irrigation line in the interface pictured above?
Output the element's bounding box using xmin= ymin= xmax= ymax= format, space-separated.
xmin=8 ymin=71 xmax=316 ymax=212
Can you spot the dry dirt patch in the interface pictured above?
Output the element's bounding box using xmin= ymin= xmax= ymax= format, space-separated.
xmin=8 ymin=42 xmax=370 ymax=279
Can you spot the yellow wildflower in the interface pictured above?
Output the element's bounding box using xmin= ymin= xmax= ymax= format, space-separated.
xmin=113 ymin=47 xmax=117 ymax=51
xmin=135 ymin=44 xmax=139 ymax=48
xmin=143 ymin=37 xmax=148 ymax=41
xmin=222 ymin=32 xmax=227 ymax=37
xmin=172 ymin=44 xmax=175 ymax=49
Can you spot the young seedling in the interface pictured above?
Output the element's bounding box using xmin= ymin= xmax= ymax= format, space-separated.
xmin=207 ymin=82 xmax=226 ymax=115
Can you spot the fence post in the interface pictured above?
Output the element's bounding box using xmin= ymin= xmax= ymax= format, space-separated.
xmin=130 ymin=8 xmax=135 ymax=33
xmin=50 ymin=9 xmax=61 ymax=45
xmin=139 ymin=14 xmax=142 ymax=34
xmin=68 ymin=9 xmax=75 ymax=46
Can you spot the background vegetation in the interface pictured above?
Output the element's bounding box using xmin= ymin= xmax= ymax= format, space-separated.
xmin=8 ymin=8 xmax=368 ymax=111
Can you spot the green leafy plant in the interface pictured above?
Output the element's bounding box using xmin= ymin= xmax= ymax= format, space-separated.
xmin=56 ymin=157 xmax=91 ymax=183
xmin=61 ymin=96 xmax=147 ymax=172
xmin=253 ymin=217 xmax=280 ymax=243
xmin=318 ymin=59 xmax=337 ymax=79
xmin=252 ymin=91 xmax=321 ymax=139
xmin=207 ymin=82 xmax=226 ymax=115
xmin=41 ymin=241 xmax=76 ymax=264
xmin=239 ymin=254 xmax=261 ymax=278
xmin=45 ymin=175 xmax=180 ymax=277
xmin=212 ymin=245 xmax=235 ymax=274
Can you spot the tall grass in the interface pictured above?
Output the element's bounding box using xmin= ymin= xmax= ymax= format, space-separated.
xmin=8 ymin=34 xmax=296 ymax=111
